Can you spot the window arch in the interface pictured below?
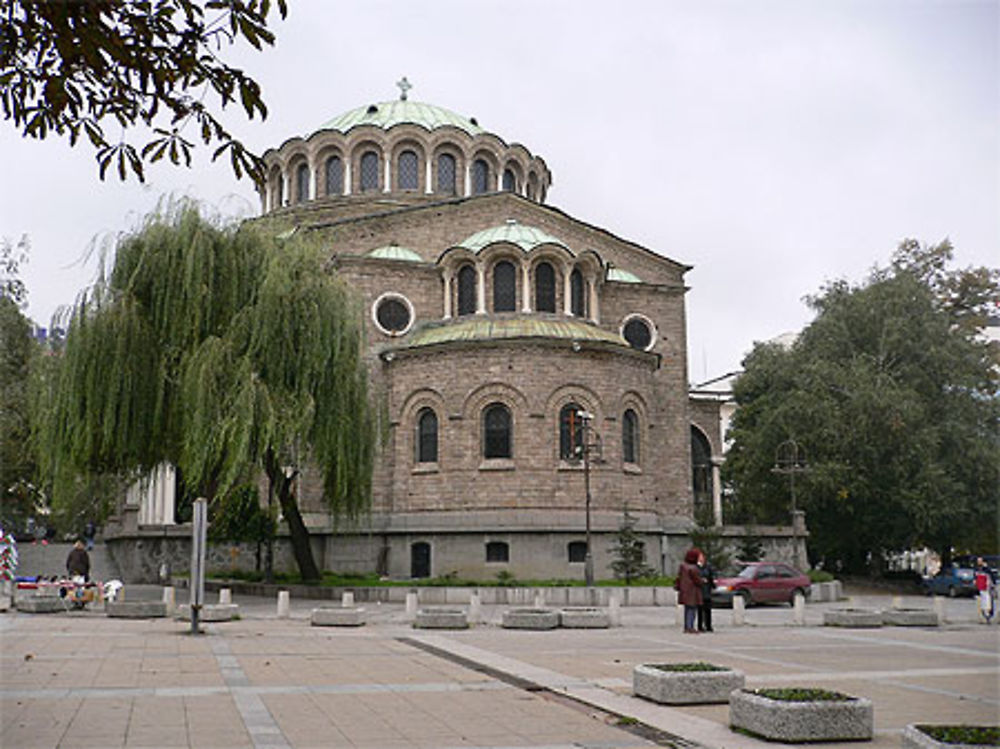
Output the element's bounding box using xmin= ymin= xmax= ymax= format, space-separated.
xmin=691 ymin=426 xmax=713 ymax=515
xmin=360 ymin=150 xmax=379 ymax=191
xmin=483 ymin=403 xmax=512 ymax=459
xmin=486 ymin=541 xmax=509 ymax=563
xmin=398 ymin=150 xmax=418 ymax=190
xmin=570 ymin=268 xmax=585 ymax=317
xmin=622 ymin=409 xmax=639 ymax=464
xmin=457 ymin=265 xmax=477 ymax=316
xmin=472 ymin=158 xmax=490 ymax=194
xmin=416 ymin=408 xmax=438 ymax=463
xmin=325 ymin=155 xmax=343 ymax=196
xmin=295 ymin=163 xmax=309 ymax=204
xmin=559 ymin=403 xmax=585 ymax=460
xmin=502 ymin=168 xmax=516 ymax=192
xmin=493 ymin=260 xmax=516 ymax=312
xmin=535 ymin=262 xmax=556 ymax=313
xmin=437 ymin=153 xmax=456 ymax=195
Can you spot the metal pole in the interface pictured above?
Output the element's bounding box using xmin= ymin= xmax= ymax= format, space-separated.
xmin=584 ymin=435 xmax=594 ymax=587
xmin=190 ymin=498 xmax=208 ymax=635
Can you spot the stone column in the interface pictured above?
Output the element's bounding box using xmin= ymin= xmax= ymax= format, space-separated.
xmin=383 ymin=157 xmax=391 ymax=193
xmin=588 ymin=278 xmax=599 ymax=323
xmin=711 ymin=459 xmax=723 ymax=527
xmin=309 ymin=162 xmax=317 ymax=200
xmin=476 ymin=265 xmax=486 ymax=314
xmin=425 ymin=158 xmax=433 ymax=194
xmin=442 ymin=273 xmax=453 ymax=319
xmin=563 ymin=266 xmax=573 ymax=315
xmin=521 ymin=262 xmax=531 ymax=312
xmin=344 ymin=160 xmax=352 ymax=194
xmin=464 ymin=164 xmax=471 ymax=197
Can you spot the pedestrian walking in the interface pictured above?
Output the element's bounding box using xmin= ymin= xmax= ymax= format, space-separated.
xmin=66 ymin=540 xmax=90 ymax=582
xmin=974 ymin=557 xmax=995 ymax=624
xmin=697 ymin=552 xmax=715 ymax=632
xmin=675 ymin=547 xmax=704 ymax=633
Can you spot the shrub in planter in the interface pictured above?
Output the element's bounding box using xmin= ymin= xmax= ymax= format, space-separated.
xmin=633 ymin=662 xmax=745 ymax=705
xmin=729 ymin=687 xmax=873 ymax=742
xmin=902 ymin=724 xmax=1000 ymax=748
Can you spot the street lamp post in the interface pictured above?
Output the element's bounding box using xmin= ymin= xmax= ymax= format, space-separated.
xmin=575 ymin=410 xmax=602 ymax=587
xmin=772 ymin=439 xmax=808 ymax=570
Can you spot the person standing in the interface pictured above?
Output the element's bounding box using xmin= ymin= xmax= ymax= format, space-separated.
xmin=83 ymin=520 xmax=96 ymax=551
xmin=675 ymin=547 xmax=704 ymax=634
xmin=697 ymin=553 xmax=715 ymax=632
xmin=66 ymin=540 xmax=90 ymax=581
xmin=974 ymin=557 xmax=995 ymax=624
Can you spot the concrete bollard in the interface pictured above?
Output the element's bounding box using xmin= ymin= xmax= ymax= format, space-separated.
xmin=792 ymin=592 xmax=805 ymax=625
xmin=405 ymin=591 xmax=418 ymax=617
xmin=732 ymin=595 xmax=746 ymax=626
xmin=608 ymin=593 xmax=621 ymax=627
xmin=162 ymin=586 xmax=176 ymax=615
xmin=219 ymin=588 xmax=232 ymax=605
xmin=342 ymin=591 xmax=355 ymax=608
xmin=675 ymin=603 xmax=684 ymax=627
xmin=276 ymin=590 xmax=290 ymax=619
xmin=891 ymin=595 xmax=903 ymax=610
xmin=469 ymin=593 xmax=481 ymax=624
xmin=933 ymin=595 xmax=946 ymax=623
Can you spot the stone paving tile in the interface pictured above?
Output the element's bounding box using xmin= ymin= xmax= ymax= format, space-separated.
xmin=0 ymin=696 xmax=83 ymax=748
xmin=184 ymin=694 xmax=251 ymax=748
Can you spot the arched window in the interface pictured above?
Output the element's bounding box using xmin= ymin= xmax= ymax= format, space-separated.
xmin=559 ymin=403 xmax=585 ymax=460
xmin=416 ymin=408 xmax=438 ymax=463
xmin=472 ymin=158 xmax=490 ymax=195
xmin=493 ymin=261 xmax=516 ymax=312
xmin=502 ymin=168 xmax=516 ymax=192
xmin=437 ymin=153 xmax=456 ymax=195
xmin=570 ymin=268 xmax=585 ymax=317
xmin=486 ymin=541 xmax=509 ymax=563
xmin=691 ymin=426 xmax=713 ymax=518
xmin=295 ymin=163 xmax=309 ymax=204
xmin=360 ymin=151 xmax=379 ymax=192
xmin=398 ymin=150 xmax=418 ymax=190
xmin=483 ymin=403 xmax=512 ymax=459
xmin=325 ymin=156 xmax=343 ymax=196
xmin=622 ymin=409 xmax=639 ymax=464
xmin=535 ymin=262 xmax=556 ymax=313
xmin=457 ymin=265 xmax=476 ymax=316
xmin=568 ymin=541 xmax=587 ymax=563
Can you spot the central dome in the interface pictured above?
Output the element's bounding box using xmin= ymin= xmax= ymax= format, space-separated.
xmin=317 ymin=99 xmax=485 ymax=136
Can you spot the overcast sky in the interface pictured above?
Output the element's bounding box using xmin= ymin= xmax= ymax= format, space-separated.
xmin=2 ymin=0 xmax=996 ymax=382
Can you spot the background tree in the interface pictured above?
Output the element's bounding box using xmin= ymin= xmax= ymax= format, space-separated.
xmin=38 ymin=202 xmax=376 ymax=581
xmin=724 ymin=240 xmax=999 ymax=573
xmin=0 ymin=293 xmax=37 ymax=534
xmin=1 ymin=0 xmax=286 ymax=182
xmin=609 ymin=504 xmax=655 ymax=583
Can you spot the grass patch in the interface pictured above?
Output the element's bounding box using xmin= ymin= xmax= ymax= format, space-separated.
xmin=808 ymin=569 xmax=835 ymax=583
xmin=651 ymin=662 xmax=729 ymax=672
xmin=914 ymin=725 xmax=1000 ymax=746
xmin=748 ymin=687 xmax=854 ymax=702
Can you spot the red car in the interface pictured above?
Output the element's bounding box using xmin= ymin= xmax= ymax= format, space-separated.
xmin=712 ymin=562 xmax=811 ymax=607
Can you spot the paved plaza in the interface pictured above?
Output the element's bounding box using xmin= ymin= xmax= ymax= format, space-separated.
xmin=1 ymin=589 xmax=997 ymax=749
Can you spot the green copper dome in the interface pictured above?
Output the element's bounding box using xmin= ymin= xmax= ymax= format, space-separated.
xmin=402 ymin=316 xmax=626 ymax=349
xmin=607 ymin=267 xmax=642 ymax=283
xmin=366 ymin=245 xmax=424 ymax=262
xmin=457 ymin=221 xmax=568 ymax=254
xmin=318 ymin=100 xmax=484 ymax=136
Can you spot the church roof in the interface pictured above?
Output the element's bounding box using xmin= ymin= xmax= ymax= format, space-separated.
xmin=456 ymin=221 xmax=568 ymax=253
xmin=400 ymin=316 xmax=626 ymax=349
xmin=318 ymin=99 xmax=485 ymax=136
xmin=366 ymin=245 xmax=424 ymax=262
xmin=607 ymin=267 xmax=642 ymax=283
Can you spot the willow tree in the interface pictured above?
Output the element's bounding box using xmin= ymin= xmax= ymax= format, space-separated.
xmin=39 ymin=202 xmax=376 ymax=581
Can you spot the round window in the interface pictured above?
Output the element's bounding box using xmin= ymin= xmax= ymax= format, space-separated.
xmin=373 ymin=293 xmax=414 ymax=336
xmin=621 ymin=315 xmax=655 ymax=351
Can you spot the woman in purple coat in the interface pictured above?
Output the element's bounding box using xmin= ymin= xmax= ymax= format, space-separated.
xmin=675 ymin=547 xmax=704 ymax=633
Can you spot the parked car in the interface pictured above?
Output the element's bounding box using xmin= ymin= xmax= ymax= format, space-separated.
xmin=711 ymin=562 xmax=811 ymax=607
xmin=922 ymin=565 xmax=977 ymax=597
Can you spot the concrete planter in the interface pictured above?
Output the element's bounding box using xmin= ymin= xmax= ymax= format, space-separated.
xmin=15 ymin=597 xmax=65 ymax=613
xmin=175 ymin=603 xmax=239 ymax=622
xmin=105 ymin=600 xmax=168 ymax=618
xmin=559 ymin=607 xmax=610 ymax=629
xmin=414 ymin=607 xmax=468 ymax=629
xmin=311 ymin=607 xmax=366 ymax=627
xmin=501 ymin=608 xmax=559 ymax=630
xmin=823 ymin=608 xmax=883 ymax=628
xmin=634 ymin=663 xmax=745 ymax=705
xmin=882 ymin=609 xmax=939 ymax=627
xmin=810 ymin=580 xmax=844 ymax=602
xmin=902 ymin=724 xmax=999 ymax=748
xmin=729 ymin=688 xmax=873 ymax=742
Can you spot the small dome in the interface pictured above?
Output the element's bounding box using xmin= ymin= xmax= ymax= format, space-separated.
xmin=318 ymin=100 xmax=484 ymax=136
xmin=607 ymin=267 xmax=642 ymax=283
xmin=457 ymin=221 xmax=568 ymax=253
xmin=403 ymin=316 xmax=626 ymax=349
xmin=366 ymin=245 xmax=424 ymax=262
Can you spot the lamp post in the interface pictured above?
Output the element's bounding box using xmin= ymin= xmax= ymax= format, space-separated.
xmin=772 ymin=439 xmax=808 ymax=570
xmin=575 ymin=410 xmax=603 ymax=587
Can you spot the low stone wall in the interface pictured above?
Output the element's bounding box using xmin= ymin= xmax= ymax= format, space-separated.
xmin=559 ymin=607 xmax=611 ymax=628
xmin=15 ymin=597 xmax=66 ymax=613
xmin=175 ymin=603 xmax=239 ymax=622
xmin=883 ymin=609 xmax=939 ymax=627
xmin=105 ymin=600 xmax=168 ymax=618
xmin=823 ymin=608 xmax=883 ymax=628
xmin=311 ymin=607 xmax=366 ymax=627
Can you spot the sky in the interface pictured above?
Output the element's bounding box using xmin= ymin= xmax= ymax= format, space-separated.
xmin=2 ymin=0 xmax=997 ymax=383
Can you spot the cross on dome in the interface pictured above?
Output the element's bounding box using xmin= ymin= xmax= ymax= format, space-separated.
xmin=396 ymin=76 xmax=412 ymax=101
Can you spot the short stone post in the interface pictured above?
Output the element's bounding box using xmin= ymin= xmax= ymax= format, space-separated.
xmin=276 ymin=590 xmax=290 ymax=619
xmin=675 ymin=603 xmax=684 ymax=627
xmin=219 ymin=588 xmax=232 ymax=605
xmin=405 ymin=591 xmax=418 ymax=618
xmin=469 ymin=593 xmax=481 ymax=624
xmin=933 ymin=595 xmax=946 ymax=623
xmin=533 ymin=591 xmax=545 ymax=609
xmin=792 ymin=592 xmax=805 ymax=625
xmin=342 ymin=591 xmax=355 ymax=608
xmin=162 ymin=586 xmax=176 ymax=615
xmin=608 ymin=593 xmax=621 ymax=627
xmin=732 ymin=595 xmax=746 ymax=626
xmin=891 ymin=595 xmax=902 ymax=610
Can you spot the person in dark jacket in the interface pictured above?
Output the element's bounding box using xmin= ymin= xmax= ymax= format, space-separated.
xmin=66 ymin=540 xmax=90 ymax=581
xmin=697 ymin=554 xmax=715 ymax=632
xmin=675 ymin=547 xmax=704 ymax=633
